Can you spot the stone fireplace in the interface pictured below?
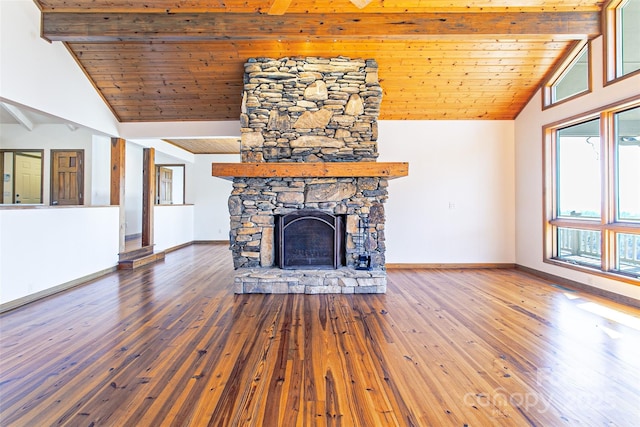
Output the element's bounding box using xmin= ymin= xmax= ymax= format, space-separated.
xmin=212 ymin=56 xmax=408 ymax=294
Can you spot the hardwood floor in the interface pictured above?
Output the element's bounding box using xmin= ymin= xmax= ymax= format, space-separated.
xmin=1 ymin=243 xmax=639 ymax=426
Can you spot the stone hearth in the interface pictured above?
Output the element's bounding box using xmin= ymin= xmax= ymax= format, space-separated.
xmin=234 ymin=267 xmax=387 ymax=294
xmin=214 ymin=56 xmax=407 ymax=294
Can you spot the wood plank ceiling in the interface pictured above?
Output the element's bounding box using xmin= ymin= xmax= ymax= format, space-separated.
xmin=35 ymin=0 xmax=602 ymax=122
xmin=164 ymin=137 xmax=240 ymax=154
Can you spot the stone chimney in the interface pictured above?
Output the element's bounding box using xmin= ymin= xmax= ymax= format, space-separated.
xmin=213 ymin=56 xmax=407 ymax=294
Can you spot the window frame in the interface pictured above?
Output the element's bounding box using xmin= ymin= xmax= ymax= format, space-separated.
xmin=543 ymin=95 xmax=640 ymax=284
xmin=604 ymin=0 xmax=640 ymax=84
xmin=542 ymin=40 xmax=591 ymax=109
xmin=0 ymin=149 xmax=44 ymax=205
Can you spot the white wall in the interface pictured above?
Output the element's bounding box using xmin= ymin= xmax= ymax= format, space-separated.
xmin=154 ymin=205 xmax=194 ymax=251
xmin=91 ymin=135 xmax=112 ymax=205
xmin=0 ymin=206 xmax=120 ymax=305
xmin=121 ymin=121 xmax=241 ymax=140
xmin=193 ymin=154 xmax=237 ymax=241
xmin=189 ymin=125 xmax=517 ymax=262
xmin=0 ymin=0 xmax=119 ymax=137
xmin=378 ymin=120 xmax=516 ymax=264
xmin=515 ymin=36 xmax=640 ymax=301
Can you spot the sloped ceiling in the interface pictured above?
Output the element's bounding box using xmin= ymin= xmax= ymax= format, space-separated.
xmin=35 ymin=0 xmax=602 ymax=122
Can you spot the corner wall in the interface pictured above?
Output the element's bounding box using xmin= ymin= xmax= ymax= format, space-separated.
xmin=378 ymin=120 xmax=516 ymax=264
xmin=514 ymin=36 xmax=640 ymax=301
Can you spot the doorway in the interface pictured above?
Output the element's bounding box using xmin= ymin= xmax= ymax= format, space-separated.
xmin=111 ymin=138 xmax=155 ymax=257
xmin=14 ymin=151 xmax=42 ymax=204
xmin=1 ymin=150 xmax=43 ymax=204
xmin=51 ymin=150 xmax=84 ymax=205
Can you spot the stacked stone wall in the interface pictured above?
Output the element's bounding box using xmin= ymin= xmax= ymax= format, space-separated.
xmin=240 ymin=57 xmax=381 ymax=163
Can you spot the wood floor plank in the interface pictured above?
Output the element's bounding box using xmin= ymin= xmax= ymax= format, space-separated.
xmin=1 ymin=243 xmax=639 ymax=426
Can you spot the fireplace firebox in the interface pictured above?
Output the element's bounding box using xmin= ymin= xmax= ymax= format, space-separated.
xmin=275 ymin=211 xmax=345 ymax=269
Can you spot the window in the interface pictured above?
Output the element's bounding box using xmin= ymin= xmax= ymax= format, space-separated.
xmin=606 ymin=0 xmax=640 ymax=82
xmin=1 ymin=150 xmax=43 ymax=204
xmin=616 ymin=107 xmax=640 ymax=221
xmin=155 ymin=164 xmax=185 ymax=205
xmin=556 ymin=118 xmax=601 ymax=218
xmin=545 ymin=98 xmax=640 ymax=281
xmin=543 ymin=43 xmax=590 ymax=107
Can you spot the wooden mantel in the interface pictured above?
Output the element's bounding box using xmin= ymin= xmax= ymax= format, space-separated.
xmin=212 ymin=162 xmax=408 ymax=180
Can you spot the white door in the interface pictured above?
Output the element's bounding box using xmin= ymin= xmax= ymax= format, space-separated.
xmin=14 ymin=153 xmax=42 ymax=204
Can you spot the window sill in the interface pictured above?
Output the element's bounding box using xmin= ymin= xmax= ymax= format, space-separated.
xmin=544 ymin=258 xmax=640 ymax=285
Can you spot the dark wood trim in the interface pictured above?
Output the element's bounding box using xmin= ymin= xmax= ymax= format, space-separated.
xmin=110 ymin=138 xmax=125 ymax=206
xmin=118 ymin=251 xmax=165 ymax=270
xmin=163 ymin=241 xmax=192 ymax=254
xmin=142 ymin=148 xmax=155 ymax=248
xmin=42 ymin=11 xmax=601 ymax=42
xmin=110 ymin=138 xmax=126 ymax=254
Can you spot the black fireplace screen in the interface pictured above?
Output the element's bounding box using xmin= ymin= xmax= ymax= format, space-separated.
xmin=275 ymin=211 xmax=345 ymax=269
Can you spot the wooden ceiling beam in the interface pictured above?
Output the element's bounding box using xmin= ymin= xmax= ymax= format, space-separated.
xmin=268 ymin=0 xmax=293 ymax=15
xmin=42 ymin=11 xmax=600 ymax=42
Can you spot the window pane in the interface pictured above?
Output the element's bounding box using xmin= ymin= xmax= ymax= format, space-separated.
xmin=616 ymin=233 xmax=640 ymax=277
xmin=556 ymin=119 xmax=601 ymax=218
xmin=619 ymin=0 xmax=640 ymax=77
xmin=553 ymin=47 xmax=589 ymax=103
xmin=557 ymin=227 xmax=601 ymax=267
xmin=616 ymin=107 xmax=640 ymax=221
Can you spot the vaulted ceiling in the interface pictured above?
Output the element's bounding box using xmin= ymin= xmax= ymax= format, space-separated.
xmin=35 ymin=0 xmax=602 ymax=122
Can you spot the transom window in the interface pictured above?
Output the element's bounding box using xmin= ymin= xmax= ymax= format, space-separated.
xmin=606 ymin=0 xmax=640 ymax=82
xmin=543 ymin=42 xmax=590 ymax=107
xmin=544 ymin=98 xmax=640 ymax=281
